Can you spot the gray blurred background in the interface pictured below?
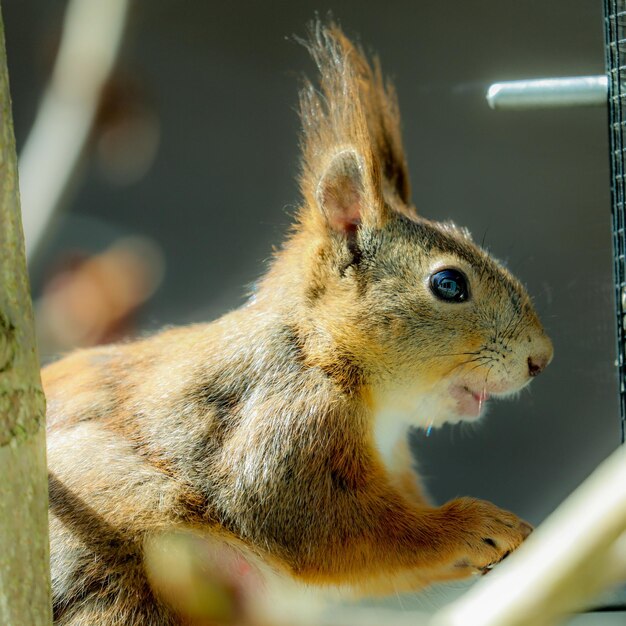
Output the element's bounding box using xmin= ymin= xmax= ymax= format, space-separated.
xmin=4 ymin=0 xmax=621 ymax=528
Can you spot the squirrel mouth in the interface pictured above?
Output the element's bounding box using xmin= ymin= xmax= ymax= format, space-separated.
xmin=450 ymin=385 xmax=490 ymax=417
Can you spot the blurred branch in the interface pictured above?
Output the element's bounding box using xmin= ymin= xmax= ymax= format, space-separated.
xmin=19 ymin=0 xmax=130 ymax=261
xmin=430 ymin=444 xmax=626 ymax=626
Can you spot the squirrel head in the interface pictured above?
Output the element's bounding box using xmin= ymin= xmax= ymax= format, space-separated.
xmin=261 ymin=22 xmax=553 ymax=428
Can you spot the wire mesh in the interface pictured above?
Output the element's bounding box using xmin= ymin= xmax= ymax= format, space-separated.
xmin=604 ymin=0 xmax=626 ymax=443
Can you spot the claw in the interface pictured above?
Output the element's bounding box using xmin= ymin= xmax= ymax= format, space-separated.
xmin=480 ymin=563 xmax=496 ymax=576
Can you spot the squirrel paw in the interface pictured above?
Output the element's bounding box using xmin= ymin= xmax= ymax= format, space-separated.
xmin=442 ymin=497 xmax=533 ymax=574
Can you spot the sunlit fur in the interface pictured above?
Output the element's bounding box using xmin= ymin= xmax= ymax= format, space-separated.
xmin=44 ymin=22 xmax=552 ymax=625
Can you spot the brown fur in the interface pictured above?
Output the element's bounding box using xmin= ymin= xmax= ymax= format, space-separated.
xmin=44 ymin=22 xmax=552 ymax=624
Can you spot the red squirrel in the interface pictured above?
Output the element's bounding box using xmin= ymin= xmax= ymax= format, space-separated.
xmin=44 ymin=22 xmax=553 ymax=625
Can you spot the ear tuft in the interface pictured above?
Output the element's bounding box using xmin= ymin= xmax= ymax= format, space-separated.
xmin=316 ymin=149 xmax=370 ymax=234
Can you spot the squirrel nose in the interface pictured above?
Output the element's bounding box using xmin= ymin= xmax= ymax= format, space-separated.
xmin=527 ymin=355 xmax=548 ymax=377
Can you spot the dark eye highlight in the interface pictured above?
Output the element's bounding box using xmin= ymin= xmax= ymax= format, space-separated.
xmin=429 ymin=269 xmax=469 ymax=303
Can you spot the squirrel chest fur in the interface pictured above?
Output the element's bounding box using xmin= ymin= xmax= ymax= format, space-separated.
xmin=44 ymin=22 xmax=553 ymax=625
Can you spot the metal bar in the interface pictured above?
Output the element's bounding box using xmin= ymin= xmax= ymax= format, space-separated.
xmin=486 ymin=75 xmax=607 ymax=110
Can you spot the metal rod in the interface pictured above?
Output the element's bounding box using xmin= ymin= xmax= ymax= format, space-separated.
xmin=486 ymin=75 xmax=608 ymax=110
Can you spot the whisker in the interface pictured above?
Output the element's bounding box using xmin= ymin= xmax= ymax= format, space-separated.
xmin=413 ymin=350 xmax=482 ymax=363
xmin=443 ymin=355 xmax=494 ymax=376
xmin=466 ymin=362 xmax=490 ymax=373
xmin=499 ymin=313 xmax=516 ymax=342
xmin=502 ymin=315 xmax=524 ymax=343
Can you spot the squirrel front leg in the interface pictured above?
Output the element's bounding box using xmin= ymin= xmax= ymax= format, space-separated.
xmin=269 ymin=466 xmax=531 ymax=592
xmin=378 ymin=437 xmax=533 ymax=589
xmin=219 ymin=393 xmax=531 ymax=593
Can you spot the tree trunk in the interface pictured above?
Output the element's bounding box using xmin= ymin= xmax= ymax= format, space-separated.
xmin=0 ymin=3 xmax=52 ymax=624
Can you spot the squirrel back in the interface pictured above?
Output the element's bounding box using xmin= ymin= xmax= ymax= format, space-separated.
xmin=44 ymin=21 xmax=552 ymax=625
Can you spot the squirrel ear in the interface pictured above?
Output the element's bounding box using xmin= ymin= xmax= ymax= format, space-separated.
xmin=315 ymin=149 xmax=385 ymax=233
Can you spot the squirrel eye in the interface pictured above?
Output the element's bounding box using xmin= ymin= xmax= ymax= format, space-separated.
xmin=429 ymin=269 xmax=469 ymax=302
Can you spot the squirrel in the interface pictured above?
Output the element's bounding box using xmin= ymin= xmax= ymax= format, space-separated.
xmin=43 ymin=21 xmax=553 ymax=625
